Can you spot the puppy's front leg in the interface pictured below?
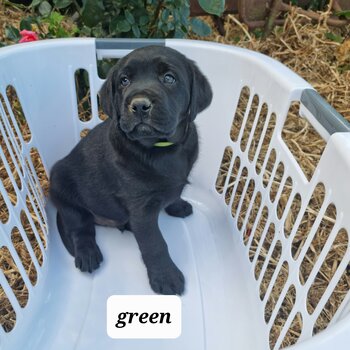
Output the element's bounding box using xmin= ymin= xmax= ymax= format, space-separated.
xmin=57 ymin=206 xmax=103 ymax=273
xmin=130 ymin=211 xmax=185 ymax=295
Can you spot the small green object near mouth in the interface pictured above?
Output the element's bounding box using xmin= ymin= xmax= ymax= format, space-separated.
xmin=153 ymin=141 xmax=174 ymax=147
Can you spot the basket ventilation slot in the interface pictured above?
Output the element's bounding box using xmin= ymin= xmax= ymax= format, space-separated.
xmin=215 ymin=146 xmax=233 ymax=194
xmin=313 ymin=248 xmax=350 ymax=335
xmin=277 ymin=177 xmax=293 ymax=220
xmin=256 ymin=113 xmax=276 ymax=175
xmin=75 ymin=69 xmax=92 ymax=123
xmin=237 ymin=179 xmax=255 ymax=230
xmin=0 ymin=285 xmax=16 ymax=333
xmin=265 ymin=261 xmax=289 ymax=324
xmin=284 ymin=193 xmax=302 ymax=238
xmin=291 ymin=183 xmax=326 ymax=260
xmin=243 ymin=191 xmax=262 ymax=246
xmin=248 ymin=103 xmax=269 ymax=162
xmin=225 ymin=156 xmax=241 ymax=205
xmin=269 ymin=162 xmax=284 ymax=203
xmin=255 ymin=223 xmax=275 ymax=280
xmin=280 ymin=312 xmax=303 ymax=349
xmin=269 ymin=285 xmax=296 ymax=349
xmin=231 ymin=167 xmax=248 ymax=218
xmin=282 ymin=101 xmax=326 ymax=181
xmin=299 ymin=203 xmax=337 ymax=285
xmin=249 ymin=206 xmax=269 ymax=262
xmin=262 ymin=149 xmax=276 ymax=188
xmin=5 ymin=86 xmax=32 ymax=144
xmin=230 ymin=86 xmax=250 ymax=142
xmin=260 ymin=240 xmax=282 ymax=300
xmin=240 ymin=94 xmax=259 ymax=152
xmin=0 ymin=246 xmax=29 ymax=329
xmin=11 ymin=227 xmax=38 ymax=286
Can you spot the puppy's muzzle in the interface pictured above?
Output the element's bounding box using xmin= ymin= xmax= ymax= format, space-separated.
xmin=128 ymin=97 xmax=152 ymax=117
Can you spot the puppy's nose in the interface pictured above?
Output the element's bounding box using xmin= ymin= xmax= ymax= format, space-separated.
xmin=130 ymin=97 xmax=152 ymax=114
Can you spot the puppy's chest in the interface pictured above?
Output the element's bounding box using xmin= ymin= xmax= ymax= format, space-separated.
xmin=140 ymin=153 xmax=190 ymax=186
xmin=121 ymin=150 xmax=193 ymax=197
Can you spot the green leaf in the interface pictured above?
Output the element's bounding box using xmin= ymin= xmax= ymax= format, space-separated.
xmin=179 ymin=5 xmax=190 ymax=23
xmin=5 ymin=26 xmax=20 ymax=41
xmin=174 ymin=26 xmax=186 ymax=38
xmin=47 ymin=11 xmax=64 ymax=26
xmin=125 ymin=10 xmax=135 ymax=24
xmin=161 ymin=9 xmax=169 ymax=22
xmin=167 ymin=21 xmax=175 ymax=31
xmin=91 ymin=23 xmax=106 ymax=37
xmin=139 ymin=15 xmax=149 ymax=26
xmin=253 ymin=28 xmax=263 ymax=39
xmin=335 ymin=10 xmax=350 ymax=19
xmin=20 ymin=18 xmax=33 ymax=31
xmin=325 ymin=32 xmax=343 ymax=43
xmin=56 ymin=27 xmax=69 ymax=38
xmin=31 ymin=0 xmax=43 ymax=7
xmin=132 ymin=24 xmax=141 ymax=38
xmin=39 ymin=1 xmax=52 ymax=16
xmin=198 ymin=0 xmax=225 ymax=16
xmin=80 ymin=26 xmax=92 ymax=37
xmin=117 ymin=19 xmax=131 ymax=32
xmin=190 ymin=18 xmax=211 ymax=37
xmin=109 ymin=18 xmax=119 ymax=34
xmin=82 ymin=0 xmax=105 ymax=28
xmin=53 ymin=0 xmax=73 ymax=9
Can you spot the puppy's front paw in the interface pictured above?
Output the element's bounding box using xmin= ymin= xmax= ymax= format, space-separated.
xmin=165 ymin=199 xmax=193 ymax=218
xmin=148 ymin=262 xmax=185 ymax=295
xmin=75 ymin=242 xmax=103 ymax=273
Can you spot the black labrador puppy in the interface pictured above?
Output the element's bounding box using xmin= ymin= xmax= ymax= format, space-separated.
xmin=50 ymin=45 xmax=212 ymax=295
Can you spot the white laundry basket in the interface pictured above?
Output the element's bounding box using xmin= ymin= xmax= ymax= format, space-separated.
xmin=0 ymin=38 xmax=350 ymax=350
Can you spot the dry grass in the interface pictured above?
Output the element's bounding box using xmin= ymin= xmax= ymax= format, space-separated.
xmin=0 ymin=1 xmax=23 ymax=42
xmin=214 ymin=10 xmax=350 ymax=121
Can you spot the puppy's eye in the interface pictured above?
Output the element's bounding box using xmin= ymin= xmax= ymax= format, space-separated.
xmin=163 ymin=73 xmax=176 ymax=84
xmin=120 ymin=76 xmax=130 ymax=87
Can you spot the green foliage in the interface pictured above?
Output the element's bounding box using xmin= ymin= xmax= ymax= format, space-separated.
xmin=198 ymin=0 xmax=225 ymax=16
xmin=190 ymin=17 xmax=212 ymax=37
xmin=325 ymin=32 xmax=344 ymax=43
xmin=252 ymin=28 xmax=264 ymax=39
xmin=335 ymin=10 xmax=350 ymax=19
xmin=308 ymin=0 xmax=327 ymax=11
xmin=5 ymin=26 xmax=21 ymax=41
xmin=43 ymin=11 xmax=79 ymax=38
xmin=28 ymin=0 xmax=212 ymax=39
xmin=290 ymin=0 xmax=328 ymax=10
xmin=38 ymin=1 xmax=53 ymax=16
xmin=1 ymin=0 xmax=213 ymax=47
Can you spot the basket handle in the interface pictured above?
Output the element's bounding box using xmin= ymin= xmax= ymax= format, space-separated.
xmin=95 ymin=38 xmax=165 ymax=59
xmin=300 ymin=89 xmax=350 ymax=138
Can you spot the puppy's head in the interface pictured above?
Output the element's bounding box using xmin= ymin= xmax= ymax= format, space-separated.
xmin=99 ymin=46 xmax=212 ymax=146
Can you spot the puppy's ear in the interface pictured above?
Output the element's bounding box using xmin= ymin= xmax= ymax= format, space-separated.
xmin=99 ymin=67 xmax=119 ymax=119
xmin=188 ymin=61 xmax=213 ymax=121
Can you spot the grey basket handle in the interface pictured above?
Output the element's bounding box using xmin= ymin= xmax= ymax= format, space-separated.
xmin=95 ymin=38 xmax=165 ymax=59
xmin=301 ymin=89 xmax=350 ymax=135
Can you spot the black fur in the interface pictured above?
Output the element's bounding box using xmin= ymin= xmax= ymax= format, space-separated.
xmin=50 ymin=46 xmax=213 ymax=295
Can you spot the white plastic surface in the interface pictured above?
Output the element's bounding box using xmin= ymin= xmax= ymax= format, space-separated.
xmin=0 ymin=38 xmax=349 ymax=350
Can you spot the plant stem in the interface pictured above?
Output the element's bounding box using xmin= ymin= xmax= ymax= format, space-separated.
xmin=263 ymin=0 xmax=282 ymax=39
xmin=149 ymin=0 xmax=163 ymax=37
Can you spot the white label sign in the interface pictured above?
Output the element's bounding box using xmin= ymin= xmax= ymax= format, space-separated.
xmin=107 ymin=295 xmax=182 ymax=339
